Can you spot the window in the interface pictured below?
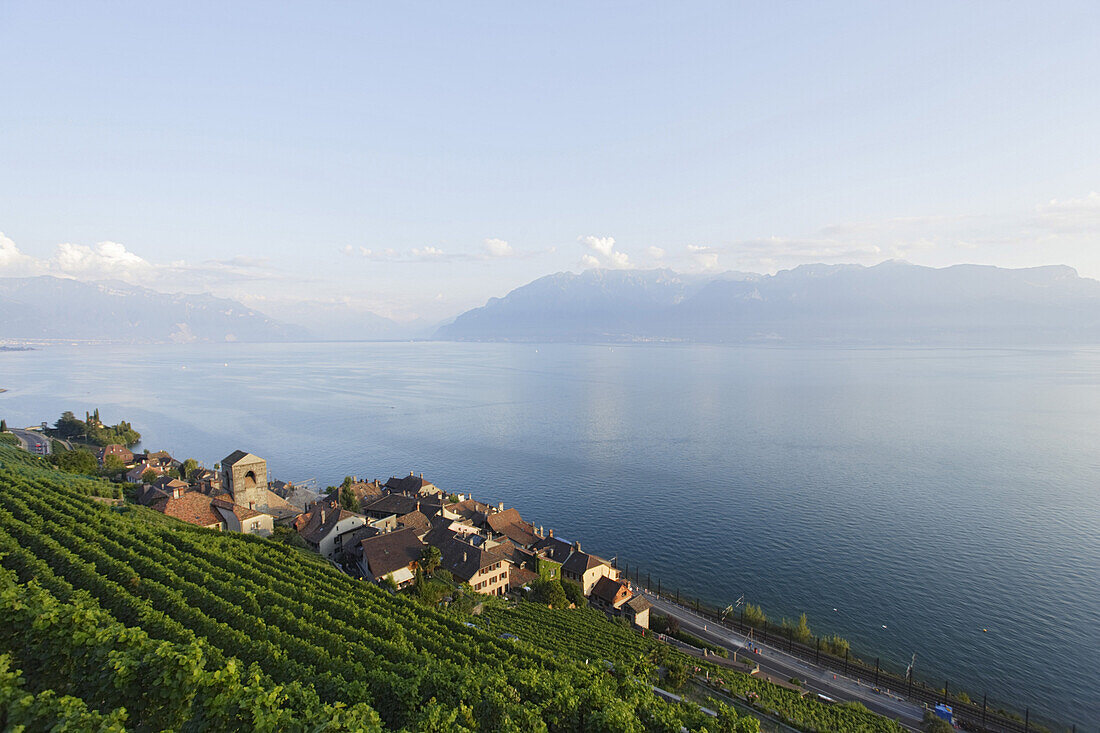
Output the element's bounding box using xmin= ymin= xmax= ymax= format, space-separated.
xmin=249 ymin=521 xmax=260 ymax=531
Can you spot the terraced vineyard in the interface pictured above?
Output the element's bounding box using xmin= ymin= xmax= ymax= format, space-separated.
xmin=0 ymin=445 xmax=904 ymax=731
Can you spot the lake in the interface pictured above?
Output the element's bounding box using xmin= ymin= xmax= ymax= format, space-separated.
xmin=2 ymin=341 xmax=1098 ymax=727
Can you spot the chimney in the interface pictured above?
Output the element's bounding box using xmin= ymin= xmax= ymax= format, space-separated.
xmin=320 ymin=508 xmax=327 ymax=524
xmin=573 ymin=540 xmax=581 ymax=552
xmin=420 ymin=472 xmax=423 ymax=479
xmin=548 ymin=528 xmax=554 ymax=538
xmin=463 ymin=550 xmax=468 ymax=563
xmin=498 ymin=502 xmax=504 ymax=512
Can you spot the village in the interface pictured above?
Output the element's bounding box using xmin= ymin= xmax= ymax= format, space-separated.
xmin=103 ymin=441 xmax=655 ymax=628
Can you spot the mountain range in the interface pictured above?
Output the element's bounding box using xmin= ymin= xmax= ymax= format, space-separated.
xmin=0 ymin=277 xmax=303 ymax=343
xmin=434 ymin=261 xmax=1100 ymax=345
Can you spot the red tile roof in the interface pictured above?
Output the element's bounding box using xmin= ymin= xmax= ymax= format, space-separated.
xmin=150 ymin=491 xmax=222 ymax=528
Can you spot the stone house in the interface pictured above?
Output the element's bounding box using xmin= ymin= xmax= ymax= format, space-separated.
xmin=97 ymin=444 xmax=134 ymax=466
xmin=212 ymin=498 xmax=273 ymax=536
xmin=485 ymin=507 xmax=542 ymax=549
xmin=560 ymin=542 xmax=620 ymax=595
xmin=296 ymin=501 xmax=368 ymax=560
xmin=589 ymin=576 xmax=653 ymax=629
xmin=149 ymin=490 xmax=224 ymax=530
xmin=435 ymin=533 xmax=512 ymax=597
xmin=358 ymin=527 xmax=425 ymax=588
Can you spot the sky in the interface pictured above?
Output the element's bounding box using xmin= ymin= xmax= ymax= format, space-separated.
xmin=2 ymin=1 xmax=1099 ymax=323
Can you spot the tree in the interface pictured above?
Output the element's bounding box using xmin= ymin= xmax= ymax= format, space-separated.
xmin=743 ymin=603 xmax=767 ymax=628
xmin=181 ymin=458 xmax=199 ymax=481
xmin=530 ymin=578 xmax=569 ymax=608
xmin=419 ymin=545 xmax=442 ymax=576
xmin=51 ymin=449 xmax=98 ymax=475
xmin=339 ymin=487 xmax=358 ymax=512
xmin=793 ymin=612 xmax=813 ymax=644
xmin=142 ymin=469 xmax=158 ymax=484
xmin=561 ymin=579 xmax=586 ymax=607
xmin=0 ymin=419 xmax=7 ymax=432
xmin=102 ymin=454 xmax=127 ymax=478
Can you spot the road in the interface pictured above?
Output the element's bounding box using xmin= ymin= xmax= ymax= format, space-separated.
xmin=642 ymin=591 xmax=925 ymax=730
xmin=10 ymin=428 xmax=51 ymax=455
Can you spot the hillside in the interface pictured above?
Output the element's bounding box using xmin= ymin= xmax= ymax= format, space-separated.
xmin=434 ymin=261 xmax=1100 ymax=345
xmin=0 ymin=276 xmax=303 ymax=343
xmin=0 ymin=445 xmax=908 ymax=731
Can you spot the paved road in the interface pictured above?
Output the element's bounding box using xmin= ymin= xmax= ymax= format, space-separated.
xmin=642 ymin=591 xmax=924 ymax=730
xmin=10 ymin=428 xmax=50 ymax=455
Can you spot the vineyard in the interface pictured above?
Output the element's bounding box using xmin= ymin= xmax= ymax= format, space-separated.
xmin=484 ymin=604 xmax=906 ymax=733
xmin=0 ymin=444 xmax=905 ymax=731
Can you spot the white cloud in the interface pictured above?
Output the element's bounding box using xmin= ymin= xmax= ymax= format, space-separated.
xmin=1034 ymin=192 xmax=1100 ymax=233
xmin=483 ymin=238 xmax=514 ymax=258
xmin=580 ymin=254 xmax=601 ymax=269
xmin=579 ymin=235 xmax=631 ymax=269
xmin=0 ymin=232 xmax=42 ymax=275
xmin=52 ymin=241 xmax=151 ymax=278
xmin=687 ymin=245 xmax=720 ymax=270
xmin=410 ymin=246 xmax=445 ymax=259
xmin=647 ymin=246 xmax=665 ymax=260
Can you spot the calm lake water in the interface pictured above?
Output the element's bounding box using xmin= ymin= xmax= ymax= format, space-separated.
xmin=2 ymin=342 xmax=1098 ymax=727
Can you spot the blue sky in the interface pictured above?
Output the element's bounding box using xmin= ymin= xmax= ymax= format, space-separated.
xmin=2 ymin=2 xmax=1099 ymax=321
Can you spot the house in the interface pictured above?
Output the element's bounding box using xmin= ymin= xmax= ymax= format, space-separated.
xmin=588 ymin=576 xmax=652 ymax=629
xmin=531 ymin=533 xmax=572 ymax=580
xmin=149 ymin=491 xmax=224 ymax=530
xmin=146 ymin=450 xmax=179 ymax=470
xmin=560 ymin=542 xmax=620 ymax=595
xmin=445 ymin=498 xmax=493 ymax=526
xmin=152 ymin=476 xmax=189 ymax=496
xmin=212 ymin=498 xmax=273 ymax=536
xmin=346 ymin=478 xmax=385 ymax=503
xmin=485 ymin=507 xmax=541 ymax=548
xmin=190 ymin=468 xmax=222 ymax=494
xmin=296 ymin=501 xmax=368 ymax=559
xmin=358 ymin=527 xmax=426 ymax=588
xmin=623 ymin=595 xmax=653 ymax=629
xmin=395 ymin=510 xmax=432 ymax=537
xmin=97 ymin=444 xmax=134 ymax=466
xmin=126 ymin=461 xmax=163 ymax=484
xmin=509 ymin=565 xmax=540 ymax=590
xmin=590 ymin=576 xmax=633 ymax=610
xmin=135 ymin=484 xmax=170 ymax=506
xmin=360 ymin=493 xmax=420 ymax=520
xmin=384 ymin=472 xmax=441 ymax=497
xmin=434 ymin=533 xmax=512 ymax=596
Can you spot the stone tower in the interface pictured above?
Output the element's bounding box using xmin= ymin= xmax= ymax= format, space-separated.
xmin=221 ymin=450 xmax=268 ymax=510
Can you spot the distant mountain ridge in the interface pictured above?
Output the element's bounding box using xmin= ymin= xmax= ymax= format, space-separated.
xmin=0 ymin=276 xmax=302 ymax=343
xmin=434 ymin=261 xmax=1100 ymax=345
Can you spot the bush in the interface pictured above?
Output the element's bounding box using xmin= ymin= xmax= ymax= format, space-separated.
xmin=561 ymin=578 xmax=586 ymax=606
xmin=743 ymin=603 xmax=767 ymax=627
xmin=922 ymin=710 xmax=954 ymax=733
xmin=530 ymin=578 xmax=569 ymax=609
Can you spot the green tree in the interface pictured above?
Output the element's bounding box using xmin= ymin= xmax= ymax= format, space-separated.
xmin=180 ymin=458 xmax=199 ymax=481
xmin=50 ymin=449 xmax=98 ymax=475
xmin=531 ymin=578 xmax=569 ymax=608
xmin=339 ymin=487 xmax=358 ymax=512
xmin=419 ymin=545 xmax=442 ymax=576
xmin=793 ymin=612 xmax=813 ymax=644
xmin=743 ymin=603 xmax=767 ymax=628
xmin=141 ymin=469 xmax=158 ymax=484
xmin=0 ymin=419 xmax=7 ymax=432
xmin=102 ymin=454 xmax=127 ymax=478
xmin=561 ymin=579 xmax=586 ymax=607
